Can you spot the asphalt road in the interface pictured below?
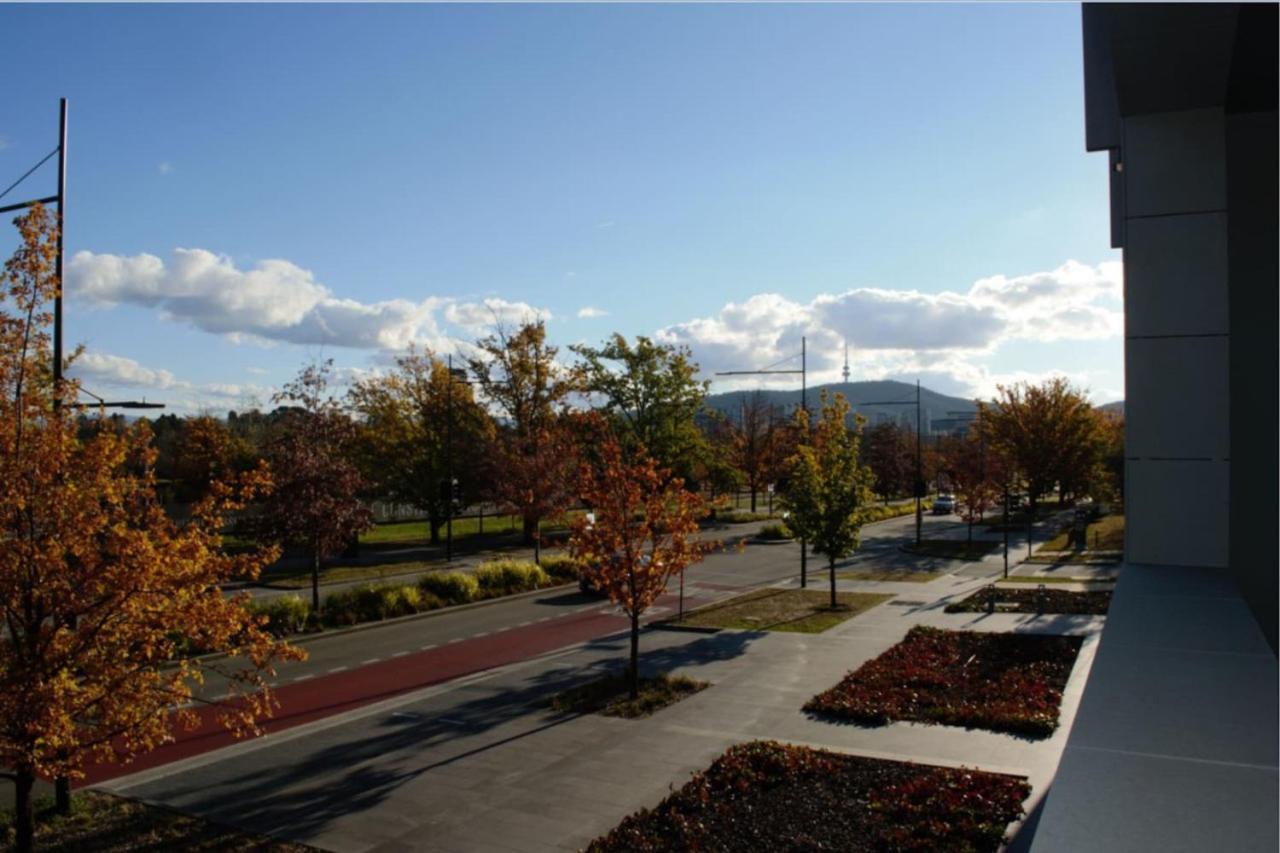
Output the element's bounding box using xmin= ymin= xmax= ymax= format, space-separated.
xmin=74 ymin=507 xmax=1061 ymax=787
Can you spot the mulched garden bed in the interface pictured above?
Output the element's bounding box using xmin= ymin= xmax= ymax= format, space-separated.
xmin=945 ymin=587 xmax=1111 ymax=615
xmin=587 ymin=740 xmax=1030 ymax=852
xmin=805 ymin=626 xmax=1083 ymax=738
xmin=549 ymin=672 xmax=708 ymax=718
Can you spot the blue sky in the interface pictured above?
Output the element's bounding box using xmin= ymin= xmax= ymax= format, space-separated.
xmin=1 ymin=2 xmax=1122 ymax=412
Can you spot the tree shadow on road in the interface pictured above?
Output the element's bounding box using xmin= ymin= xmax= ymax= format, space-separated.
xmin=137 ymin=630 xmax=759 ymax=846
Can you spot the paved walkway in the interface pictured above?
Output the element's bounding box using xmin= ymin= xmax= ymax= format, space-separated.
xmin=106 ymin=569 xmax=1105 ymax=853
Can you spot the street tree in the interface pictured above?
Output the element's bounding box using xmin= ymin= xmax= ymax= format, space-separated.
xmin=349 ymin=346 xmax=495 ymax=544
xmin=571 ymin=429 xmax=710 ymax=700
xmin=984 ymin=378 xmax=1103 ymax=516
xmin=861 ymin=420 xmax=916 ymax=504
xmin=0 ymin=204 xmax=302 ymax=852
xmin=172 ymin=415 xmax=255 ymax=504
xmin=467 ymin=320 xmax=578 ymax=549
xmin=723 ymin=390 xmax=789 ymax=512
xmin=255 ymin=360 xmax=374 ymax=611
xmin=780 ymin=391 xmax=875 ymax=608
xmin=571 ymin=334 xmax=712 ymax=484
xmin=939 ymin=427 xmax=1001 ymax=545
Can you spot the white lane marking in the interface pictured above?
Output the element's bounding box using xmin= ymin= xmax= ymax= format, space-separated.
xmin=439 ymin=717 xmax=468 ymax=726
xmin=391 ymin=651 xmax=409 ymax=658
xmin=471 ymin=631 xmax=490 ymax=638
xmin=446 ymin=637 xmax=462 ymax=644
xmin=420 ymin=644 xmax=437 ymax=651
xmin=538 ymin=616 xmax=553 ymax=622
xmin=328 ymin=666 xmax=348 ymax=674
xmin=362 ymin=658 xmax=381 ymax=665
xmin=517 ymin=621 xmax=532 ymax=627
xmin=293 ymin=674 xmax=314 ymax=682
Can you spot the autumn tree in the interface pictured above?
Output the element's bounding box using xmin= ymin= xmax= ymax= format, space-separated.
xmin=861 ymin=420 xmax=916 ymax=504
xmin=254 ymin=360 xmax=374 ymax=610
xmin=171 ymin=415 xmax=255 ymax=503
xmin=721 ymin=390 xmax=791 ymax=512
xmin=349 ymin=347 xmax=495 ymax=544
xmin=0 ymin=204 xmax=301 ymax=852
xmin=780 ymin=392 xmax=875 ymax=608
xmin=467 ymin=320 xmax=578 ymax=554
xmin=984 ymin=378 xmax=1103 ymax=516
xmin=571 ymin=430 xmax=710 ymax=699
xmin=938 ymin=425 xmax=1003 ymax=545
xmin=572 ymin=334 xmax=713 ymax=484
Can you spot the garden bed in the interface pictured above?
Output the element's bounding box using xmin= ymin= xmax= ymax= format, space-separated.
xmin=587 ymin=740 xmax=1030 ymax=852
xmin=549 ymin=673 xmax=707 ymax=718
xmin=946 ymin=587 xmax=1111 ymax=615
xmin=672 ymin=588 xmax=891 ymax=633
xmin=0 ymin=790 xmax=317 ymax=852
xmin=805 ymin=626 xmax=1083 ymax=737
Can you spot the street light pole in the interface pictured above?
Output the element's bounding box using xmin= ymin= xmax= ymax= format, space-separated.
xmin=446 ymin=354 xmax=454 ymax=564
xmin=714 ymin=337 xmax=808 ymax=586
xmin=54 ymin=98 xmax=66 ymax=409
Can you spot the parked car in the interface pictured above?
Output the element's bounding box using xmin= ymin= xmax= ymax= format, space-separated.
xmin=931 ymin=493 xmax=956 ymax=514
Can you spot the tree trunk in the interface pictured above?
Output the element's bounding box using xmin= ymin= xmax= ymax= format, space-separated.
xmin=828 ymin=557 xmax=837 ymax=609
xmin=629 ymin=612 xmax=640 ymax=700
xmin=429 ymin=516 xmax=441 ymax=545
xmin=750 ymin=488 xmax=757 ymax=513
xmin=311 ymin=547 xmax=321 ymax=613
xmin=15 ymin=769 xmax=34 ymax=853
xmin=55 ymin=775 xmax=71 ymax=815
xmin=967 ymin=517 xmax=973 ymax=546
xmin=522 ymin=515 xmax=537 ymax=545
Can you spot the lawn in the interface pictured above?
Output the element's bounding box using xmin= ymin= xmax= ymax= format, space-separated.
xmin=945 ymin=588 xmax=1112 ymax=615
xmin=805 ymin=626 xmax=1084 ymax=737
xmin=549 ymin=673 xmax=707 ymax=718
xmin=836 ymin=569 xmax=944 ymax=583
xmin=0 ymin=791 xmax=316 ymax=852
xmin=999 ymin=575 xmax=1116 ymax=586
xmin=908 ymin=538 xmax=1001 ymax=561
xmin=674 ymin=588 xmax=891 ymax=633
xmin=261 ymin=559 xmax=437 ymax=588
xmin=587 ymin=740 xmax=1030 ymax=853
xmin=1040 ymin=513 xmax=1125 ymax=552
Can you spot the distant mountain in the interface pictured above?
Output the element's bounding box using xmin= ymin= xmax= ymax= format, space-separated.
xmin=1097 ymin=400 xmax=1125 ymax=416
xmin=703 ymin=380 xmax=978 ymax=434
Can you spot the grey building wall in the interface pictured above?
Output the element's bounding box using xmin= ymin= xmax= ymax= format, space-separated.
xmin=1030 ymin=5 xmax=1278 ymax=852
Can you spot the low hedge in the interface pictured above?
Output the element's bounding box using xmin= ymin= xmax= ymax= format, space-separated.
xmin=247 ymin=595 xmax=310 ymax=638
xmin=474 ymin=559 xmax=550 ymax=596
xmin=539 ymin=554 xmax=586 ymax=584
xmin=417 ymin=570 xmax=479 ymax=605
xmin=756 ymin=521 xmax=794 ymax=541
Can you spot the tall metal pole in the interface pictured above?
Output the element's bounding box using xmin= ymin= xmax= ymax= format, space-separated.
xmin=915 ymin=380 xmax=923 ymax=546
xmin=800 ymin=335 xmax=807 ymax=588
xmin=446 ymin=354 xmax=454 ymax=564
xmin=54 ymin=98 xmax=67 ymax=409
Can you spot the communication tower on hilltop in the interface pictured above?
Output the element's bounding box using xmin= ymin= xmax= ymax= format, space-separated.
xmin=842 ymin=341 xmax=851 ymax=383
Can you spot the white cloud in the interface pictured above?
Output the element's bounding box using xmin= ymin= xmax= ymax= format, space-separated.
xmin=656 ymin=260 xmax=1123 ymax=399
xmin=577 ymin=306 xmax=608 ymax=319
xmin=66 ymin=249 xmax=550 ymax=352
xmin=157 ymin=161 xmax=173 ymax=175
xmin=67 ymin=351 xmax=273 ymax=413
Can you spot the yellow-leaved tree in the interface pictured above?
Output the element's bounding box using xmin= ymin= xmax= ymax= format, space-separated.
xmin=0 ymin=204 xmax=302 ymax=852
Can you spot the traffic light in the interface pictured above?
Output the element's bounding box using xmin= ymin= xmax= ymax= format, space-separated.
xmin=451 ymin=478 xmax=463 ymax=503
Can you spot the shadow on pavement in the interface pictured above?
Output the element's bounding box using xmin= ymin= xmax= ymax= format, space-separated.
xmin=154 ymin=630 xmax=759 ymax=845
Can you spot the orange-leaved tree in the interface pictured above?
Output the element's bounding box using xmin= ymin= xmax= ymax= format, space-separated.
xmin=0 ymin=204 xmax=302 ymax=853
xmin=570 ymin=429 xmax=711 ymax=700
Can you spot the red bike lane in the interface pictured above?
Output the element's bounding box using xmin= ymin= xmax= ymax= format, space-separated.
xmin=83 ymin=591 xmax=707 ymax=785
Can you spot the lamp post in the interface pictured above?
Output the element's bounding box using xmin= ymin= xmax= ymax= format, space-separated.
xmin=444 ymin=354 xmax=470 ymax=564
xmin=714 ymin=336 xmax=809 ymax=586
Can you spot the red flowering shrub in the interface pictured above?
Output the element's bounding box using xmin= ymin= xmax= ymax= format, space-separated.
xmin=805 ymin=626 xmax=1083 ymax=738
xmin=587 ymin=740 xmax=1029 ymax=852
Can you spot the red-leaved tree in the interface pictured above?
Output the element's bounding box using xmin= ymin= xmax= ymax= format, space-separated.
xmin=571 ymin=431 xmax=711 ymax=699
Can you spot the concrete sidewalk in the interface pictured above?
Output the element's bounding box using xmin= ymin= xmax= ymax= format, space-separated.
xmin=109 ymin=569 xmax=1105 ymax=853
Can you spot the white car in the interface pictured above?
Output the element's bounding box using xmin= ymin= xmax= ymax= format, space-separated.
xmin=932 ymin=494 xmax=956 ymax=514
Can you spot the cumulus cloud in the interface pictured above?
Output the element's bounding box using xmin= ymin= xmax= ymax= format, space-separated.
xmin=67 ymin=351 xmax=272 ymax=413
xmin=66 ymin=249 xmax=549 ymax=352
xmin=656 ymin=260 xmax=1122 ymax=399
xmin=577 ymin=306 xmax=608 ymax=319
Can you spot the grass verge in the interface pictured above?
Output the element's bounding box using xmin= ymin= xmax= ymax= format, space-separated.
xmin=587 ymin=740 xmax=1030 ymax=853
xmin=805 ymin=626 xmax=1083 ymax=738
xmin=836 ymin=569 xmax=943 ymax=583
xmin=905 ymin=539 xmax=1001 ymax=561
xmin=549 ymin=672 xmax=707 ymax=718
xmin=1039 ymin=513 xmax=1125 ymax=552
xmin=999 ymin=575 xmax=1116 ymax=586
xmin=0 ymin=791 xmax=317 ymax=852
xmin=672 ymin=588 xmax=891 ymax=633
